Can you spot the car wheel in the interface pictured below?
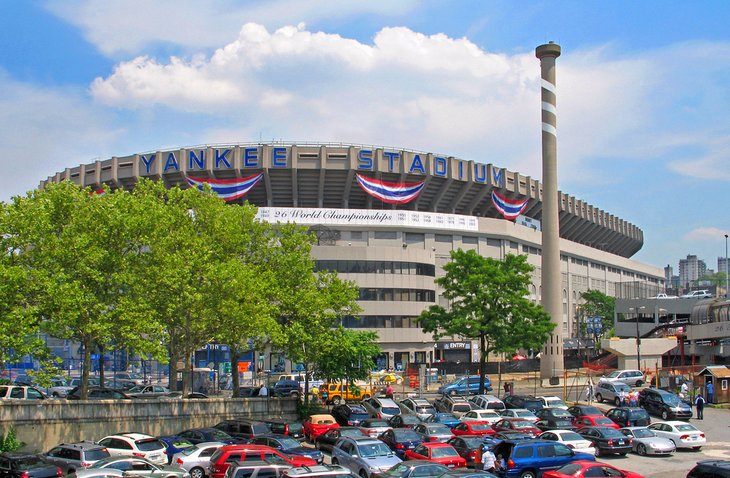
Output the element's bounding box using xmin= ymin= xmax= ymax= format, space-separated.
xmin=595 ymin=394 xmax=603 ymax=403
xmin=362 ymin=394 xmax=371 ymax=400
xmin=291 ymin=391 xmax=300 ymax=399
xmin=332 ymin=396 xmax=342 ymax=405
xmin=661 ymin=410 xmax=669 ymax=420
xmin=637 ymin=444 xmax=647 ymax=456
xmin=618 ymin=453 xmax=627 ymax=457
xmin=360 ymin=470 xmax=368 ymax=478
xmin=693 ymin=447 xmax=702 ymax=451
xmin=332 ymin=459 xmax=338 ymax=465
xmin=520 ymin=470 xmax=537 ymax=478
xmin=636 ymin=380 xmax=643 ymax=387
xmin=614 ymin=397 xmax=621 ymax=406
xmin=190 ymin=467 xmax=205 ymax=478
xmin=52 ymin=392 xmax=60 ymax=398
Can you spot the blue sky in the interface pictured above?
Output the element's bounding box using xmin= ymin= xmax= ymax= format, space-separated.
xmin=1 ymin=0 xmax=729 ymax=272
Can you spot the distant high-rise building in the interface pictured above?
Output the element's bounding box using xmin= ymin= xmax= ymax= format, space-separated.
xmin=664 ymin=265 xmax=673 ymax=291
xmin=679 ymin=254 xmax=707 ymax=289
xmin=720 ymin=257 xmax=729 ymax=278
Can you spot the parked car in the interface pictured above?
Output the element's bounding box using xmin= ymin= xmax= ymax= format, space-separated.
xmin=594 ymin=382 xmax=632 ymax=406
xmin=425 ymin=413 xmax=461 ymax=429
xmin=112 ymin=372 xmax=145 ymax=386
xmin=332 ymin=405 xmax=371 ymax=427
xmin=502 ymin=395 xmax=543 ymax=413
xmin=437 ymin=376 xmax=491 ymax=396
xmin=572 ymin=416 xmax=619 ymax=430
xmin=498 ymin=409 xmax=538 ymax=422
xmin=619 ymin=427 xmax=675 ymax=456
xmin=88 ymin=456 xmax=187 ymax=478
xmin=283 ymin=464 xmax=354 ymax=478
xmin=66 ymin=387 xmax=131 ymax=400
xmin=314 ymin=429 xmax=366 ymax=454
xmin=536 ymin=396 xmax=568 ymax=410
xmin=320 ymin=383 xmax=374 ymax=405
xmin=534 ymin=417 xmax=576 ymax=432
xmin=0 ymin=385 xmax=46 ymax=400
xmin=535 ymin=408 xmax=573 ymax=422
xmin=249 ymin=435 xmax=323 ymax=464
xmin=223 ymin=462 xmax=290 ymax=478
xmin=412 ymin=424 xmax=455 ymax=443
xmin=567 ymin=405 xmax=603 ymax=419
xmin=156 ymin=437 xmax=195 ymax=463
xmin=371 ymin=460 xmax=448 ymax=478
xmin=648 ymin=421 xmax=706 ymax=450
xmin=127 ymin=385 xmax=181 ymax=399
xmin=491 ymin=419 xmax=541 ymax=438
xmin=599 ymin=370 xmax=645 ymax=387
xmin=537 ymin=430 xmax=595 ymax=456
xmin=681 ymin=290 xmax=713 ymax=299
xmin=358 ymin=419 xmax=392 ymax=439
xmin=687 ymin=460 xmax=730 ymax=478
xmin=378 ymin=429 xmax=424 ymax=459
xmin=208 ymin=445 xmax=317 ymax=478
xmin=639 ymin=388 xmax=692 ymax=420
xmin=460 ymin=410 xmax=502 ymax=425
xmin=171 ymin=442 xmax=225 ymax=478
xmin=44 ymin=442 xmax=111 ymax=473
xmin=403 ymin=443 xmax=466 ymax=468
xmin=330 ymin=437 xmax=401 ymax=478
xmin=434 ymin=397 xmax=472 ymax=418
xmin=605 ymin=408 xmax=651 ymax=428
xmin=263 ymin=419 xmax=304 ymax=440
xmin=273 ymin=380 xmax=302 ymax=398
xmin=303 ymin=415 xmax=340 ymax=441
xmin=468 ymin=395 xmax=505 ymax=411
xmin=0 ymin=453 xmax=63 ymax=478
xmin=362 ymin=398 xmax=401 ymax=419
xmin=178 ymin=429 xmax=239 ymax=446
xmin=96 ymin=434 xmax=167 ymax=465
xmin=45 ymin=377 xmax=75 ymax=399
xmin=398 ymin=399 xmax=437 ymax=420
xmin=542 ymin=460 xmax=643 ymax=478
xmin=214 ymin=420 xmax=271 ymax=442
xmin=69 ymin=468 xmax=124 ymax=478
xmin=491 ymin=440 xmax=595 ymax=478
xmin=577 ymin=427 xmax=632 ymax=456
xmin=445 ymin=436 xmax=485 ymax=467
xmin=451 ymin=422 xmax=495 ymax=437
xmin=388 ymin=414 xmax=422 ymax=429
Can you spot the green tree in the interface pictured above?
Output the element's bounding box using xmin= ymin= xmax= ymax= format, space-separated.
xmin=578 ymin=289 xmax=616 ymax=337
xmin=419 ymin=250 xmax=554 ymax=394
xmin=314 ymin=328 xmax=380 ymax=384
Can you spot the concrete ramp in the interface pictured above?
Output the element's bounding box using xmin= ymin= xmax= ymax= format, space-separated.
xmin=601 ymin=337 xmax=677 ymax=370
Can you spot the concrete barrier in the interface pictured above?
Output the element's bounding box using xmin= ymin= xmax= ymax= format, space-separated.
xmin=0 ymin=397 xmax=297 ymax=453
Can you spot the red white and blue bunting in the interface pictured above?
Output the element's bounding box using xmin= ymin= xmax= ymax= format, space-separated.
xmin=491 ymin=190 xmax=528 ymax=221
xmin=355 ymin=174 xmax=425 ymax=205
xmin=186 ymin=173 xmax=263 ymax=202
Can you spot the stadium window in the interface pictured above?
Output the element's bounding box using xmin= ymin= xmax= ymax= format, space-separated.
xmin=462 ymin=236 xmax=478 ymax=244
xmin=435 ymin=234 xmax=452 ymax=243
xmin=486 ymin=238 xmax=501 ymax=247
xmin=374 ymin=231 xmax=397 ymax=240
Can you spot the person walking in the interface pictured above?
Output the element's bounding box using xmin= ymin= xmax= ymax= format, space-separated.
xmin=481 ymin=447 xmax=497 ymax=474
xmin=385 ymin=383 xmax=394 ymax=399
xmin=585 ymin=380 xmax=594 ymax=402
xmin=707 ymin=381 xmax=714 ymax=404
xmin=695 ymin=394 xmax=705 ymax=420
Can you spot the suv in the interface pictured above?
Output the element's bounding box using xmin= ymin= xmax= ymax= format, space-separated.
xmin=639 ymin=388 xmax=692 ymax=420
xmin=434 ymin=396 xmax=472 ymax=418
xmin=320 ymin=383 xmax=374 ymax=405
xmin=681 ymin=290 xmax=713 ymax=299
xmin=0 ymin=385 xmax=46 ymax=400
xmin=398 ymin=398 xmax=437 ymax=420
xmin=502 ymin=395 xmax=543 ymax=413
xmin=273 ymin=381 xmax=301 ymax=398
xmin=284 ymin=465 xmax=355 ymax=478
xmin=687 ymin=460 xmax=730 ymax=478
xmin=224 ymin=461 xmax=291 ymax=478
xmin=209 ymin=445 xmax=317 ymax=478
xmin=214 ymin=420 xmax=271 ymax=442
xmin=599 ymin=370 xmax=645 ymax=387
xmin=332 ymin=404 xmax=371 ymax=427
xmin=44 ymin=442 xmax=111 ymax=473
xmin=594 ymin=382 xmax=631 ymax=406
xmin=330 ymin=437 xmax=401 ymax=478
xmin=97 ymin=434 xmax=167 ymax=465
xmin=492 ymin=440 xmax=594 ymax=478
xmin=263 ymin=419 xmax=305 ymax=439
xmin=361 ymin=397 xmax=400 ymax=419
xmin=437 ymin=376 xmax=492 ymax=396
xmin=470 ymin=395 xmax=505 ymax=411
xmin=605 ymin=407 xmax=651 ymax=428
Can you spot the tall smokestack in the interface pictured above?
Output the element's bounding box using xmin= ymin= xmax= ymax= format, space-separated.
xmin=536 ymin=42 xmax=564 ymax=382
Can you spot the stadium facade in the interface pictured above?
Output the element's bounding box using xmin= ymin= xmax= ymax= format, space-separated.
xmin=41 ymin=142 xmax=664 ymax=371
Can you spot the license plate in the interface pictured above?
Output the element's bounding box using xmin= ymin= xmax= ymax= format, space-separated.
xmin=689 ymin=436 xmax=698 ymax=441
xmin=448 ymin=465 xmax=455 ymax=468
xmin=617 ymin=440 xmax=625 ymax=445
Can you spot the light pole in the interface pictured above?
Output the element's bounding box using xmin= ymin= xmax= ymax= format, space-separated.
xmin=630 ymin=306 xmax=646 ymax=369
xmin=725 ymin=234 xmax=728 ymax=299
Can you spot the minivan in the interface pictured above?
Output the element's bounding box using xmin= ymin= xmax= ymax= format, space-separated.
xmin=437 ymin=376 xmax=492 ymax=396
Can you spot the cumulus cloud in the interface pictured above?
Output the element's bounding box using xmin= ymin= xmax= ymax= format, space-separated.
xmin=683 ymin=227 xmax=730 ymax=242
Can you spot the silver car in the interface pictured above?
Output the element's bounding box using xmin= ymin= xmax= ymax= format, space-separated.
xmin=619 ymin=427 xmax=675 ymax=456
xmin=171 ymin=442 xmax=225 ymax=478
xmin=70 ymin=468 xmax=125 ymax=478
xmin=89 ymin=456 xmax=190 ymax=478
xmin=331 ymin=437 xmax=401 ymax=478
xmin=594 ymin=381 xmax=631 ymax=406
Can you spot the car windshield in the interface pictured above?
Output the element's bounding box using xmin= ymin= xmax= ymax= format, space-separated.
xmin=515 ymin=411 xmax=534 ymax=418
xmin=128 ymin=386 xmax=146 ymax=393
xmin=555 ymin=420 xmax=574 ymax=428
xmin=16 ymin=457 xmax=47 ymax=469
xmin=278 ymin=438 xmax=301 ymax=448
xmin=615 ymin=384 xmax=631 ymax=393
xmin=168 ymin=439 xmax=194 ymax=449
xmin=207 ymin=429 xmax=234 ymax=440
xmin=512 ymin=422 xmax=534 ymax=429
xmin=606 ymin=372 xmax=621 ymax=378
xmin=417 ymin=406 xmax=437 ymax=414
xmin=453 ymin=404 xmax=471 ymax=412
xmin=436 ymin=414 xmax=457 ymax=422
xmin=85 ymin=449 xmax=111 ymax=461
xmin=546 ymin=399 xmax=566 ymax=407
xmin=382 ymin=463 xmax=410 ymax=477
xmin=558 ymin=432 xmax=583 ymax=441
xmin=600 ymin=428 xmax=626 ymax=438
xmin=579 ymin=407 xmax=602 ymax=416
xmin=662 ymin=395 xmax=683 ymax=406
xmin=676 ymin=424 xmax=698 ymax=432
xmin=469 ymin=424 xmax=492 ymax=431
xmin=431 ymin=447 xmax=458 ymax=458
xmin=628 ymin=410 xmax=649 ymax=419
xmin=594 ymin=418 xmax=614 ymax=426
xmin=427 ymin=425 xmax=452 ymax=434
xmin=383 ymin=407 xmax=401 ymax=416
xmin=632 ymin=429 xmax=655 ymax=438
xmin=550 ymin=410 xmax=572 ymax=418
xmin=136 ymin=439 xmax=164 ymax=451
xmin=365 ymin=420 xmax=390 ymax=427
xmin=462 ymin=437 xmax=483 ymax=447
xmin=394 ymin=430 xmax=421 ymax=441
xmin=342 ymin=429 xmax=366 ymax=438
xmin=359 ymin=442 xmax=392 ymax=457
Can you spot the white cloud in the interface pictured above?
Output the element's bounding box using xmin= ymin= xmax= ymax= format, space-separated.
xmin=683 ymin=227 xmax=730 ymax=242
xmin=43 ymin=0 xmax=416 ymax=56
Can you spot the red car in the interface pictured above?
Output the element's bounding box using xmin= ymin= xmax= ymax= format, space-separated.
xmin=302 ymin=414 xmax=340 ymax=441
xmin=543 ymin=460 xmax=644 ymax=478
xmin=404 ymin=443 xmax=467 ymax=468
xmin=492 ymin=418 xmax=541 ymax=437
xmin=573 ymin=415 xmax=619 ymax=430
xmin=451 ymin=421 xmax=496 ymax=437
xmin=208 ymin=444 xmax=317 ymax=478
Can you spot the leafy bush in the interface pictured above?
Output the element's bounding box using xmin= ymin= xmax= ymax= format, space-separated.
xmin=0 ymin=427 xmax=25 ymax=452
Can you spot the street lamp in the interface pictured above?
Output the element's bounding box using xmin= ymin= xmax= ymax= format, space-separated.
xmin=725 ymin=234 xmax=728 ymax=299
xmin=630 ymin=306 xmax=646 ymax=369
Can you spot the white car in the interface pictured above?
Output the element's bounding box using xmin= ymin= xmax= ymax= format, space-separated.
xmin=499 ymin=408 xmax=539 ymax=422
xmin=537 ymin=430 xmax=596 ymax=456
xmin=680 ymin=290 xmax=713 ymax=299
xmin=171 ymin=442 xmax=225 ymax=478
xmin=460 ymin=409 xmax=502 ymax=425
xmin=648 ymin=421 xmax=706 ymax=450
xmin=537 ymin=396 xmax=568 ymax=410
xmin=97 ymin=433 xmax=167 ymax=465
xmin=651 ymin=293 xmax=678 ymax=299
xmin=469 ymin=395 xmax=505 ymax=411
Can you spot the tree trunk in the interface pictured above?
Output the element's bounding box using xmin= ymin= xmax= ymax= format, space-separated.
xmin=303 ymin=363 xmax=310 ymax=406
xmin=98 ymin=344 xmax=105 ymax=386
xmin=81 ymin=336 xmax=92 ymax=399
xmin=168 ymin=346 xmax=179 ymax=392
xmin=182 ymin=351 xmax=191 ymax=395
xmin=478 ymin=333 xmax=487 ymax=394
xmin=230 ymin=346 xmax=241 ymax=398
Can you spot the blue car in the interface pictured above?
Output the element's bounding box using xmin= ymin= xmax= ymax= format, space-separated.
xmin=492 ymin=439 xmax=595 ymax=478
xmin=177 ymin=428 xmax=240 ymax=445
xmin=158 ymin=436 xmax=195 ymax=463
xmin=427 ymin=412 xmax=461 ymax=429
xmin=378 ymin=428 xmax=424 ymax=459
xmin=250 ymin=435 xmax=324 ymax=464
xmin=437 ymin=375 xmax=492 ymax=396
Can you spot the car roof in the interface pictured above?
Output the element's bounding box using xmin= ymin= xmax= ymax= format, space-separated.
xmin=56 ymin=442 xmax=106 ymax=450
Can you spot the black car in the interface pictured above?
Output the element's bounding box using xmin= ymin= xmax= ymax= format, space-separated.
xmin=446 ymin=436 xmax=485 ymax=467
xmin=249 ymin=434 xmax=323 ymax=463
xmin=0 ymin=453 xmax=61 ymax=478
xmin=213 ymin=419 xmax=271 ymax=441
xmin=378 ymin=428 xmax=424 ymax=458
xmin=272 ymin=380 xmax=301 ymax=397
xmin=535 ymin=407 xmax=574 ymax=421
xmin=639 ymin=388 xmax=692 ymax=420
xmin=263 ymin=418 xmax=304 ymax=439
xmin=605 ymin=407 xmax=651 ymax=428
xmin=567 ymin=405 xmax=603 ymax=418
xmin=331 ymin=404 xmax=371 ymax=427
xmin=388 ymin=414 xmax=422 ymax=429
xmin=578 ymin=426 xmax=632 ymax=456
xmin=687 ymin=460 xmax=730 ymax=478
xmin=534 ymin=417 xmax=577 ymax=432
xmin=314 ymin=427 xmax=366 ymax=453
xmin=66 ymin=387 xmax=131 ymax=400
xmin=178 ymin=428 xmax=240 ymax=445
xmin=373 ymin=460 xmax=449 ymax=478
xmin=502 ymin=395 xmax=543 ymax=412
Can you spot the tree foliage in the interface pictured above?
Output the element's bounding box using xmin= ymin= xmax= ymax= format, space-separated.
xmin=419 ymin=250 xmax=554 ymax=393
xmin=315 ymin=328 xmax=380 ymax=384
xmin=578 ymin=289 xmax=616 ymax=336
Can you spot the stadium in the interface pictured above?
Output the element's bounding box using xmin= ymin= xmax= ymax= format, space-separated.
xmin=41 ymin=142 xmax=664 ymax=371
